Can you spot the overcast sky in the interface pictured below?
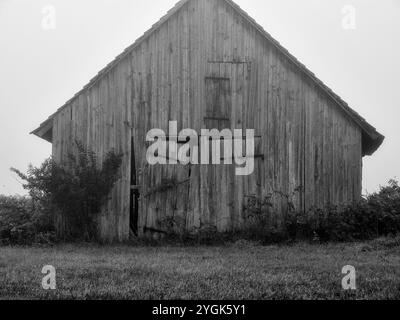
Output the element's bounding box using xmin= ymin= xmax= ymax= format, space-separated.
xmin=0 ymin=0 xmax=399 ymax=195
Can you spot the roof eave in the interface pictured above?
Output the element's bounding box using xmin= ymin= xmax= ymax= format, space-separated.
xmin=362 ymin=132 xmax=385 ymax=157
xmin=31 ymin=118 xmax=53 ymax=143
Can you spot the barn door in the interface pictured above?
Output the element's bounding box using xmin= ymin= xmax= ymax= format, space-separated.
xmin=129 ymin=137 xmax=139 ymax=235
xmin=203 ymin=72 xmax=232 ymax=231
xmin=140 ymin=151 xmax=191 ymax=235
xmin=201 ymin=61 xmax=255 ymax=231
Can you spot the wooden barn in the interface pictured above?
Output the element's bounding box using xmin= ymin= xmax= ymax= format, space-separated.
xmin=32 ymin=0 xmax=384 ymax=241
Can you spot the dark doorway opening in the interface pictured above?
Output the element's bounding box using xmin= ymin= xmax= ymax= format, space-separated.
xmin=130 ymin=137 xmax=139 ymax=235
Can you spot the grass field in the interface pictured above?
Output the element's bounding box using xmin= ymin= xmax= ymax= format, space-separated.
xmin=1 ymin=240 xmax=400 ymax=300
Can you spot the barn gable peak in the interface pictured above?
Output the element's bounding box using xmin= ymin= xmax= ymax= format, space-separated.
xmin=32 ymin=0 xmax=384 ymax=155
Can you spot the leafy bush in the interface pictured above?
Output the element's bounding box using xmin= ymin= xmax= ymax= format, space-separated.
xmin=240 ymin=191 xmax=297 ymax=244
xmin=153 ymin=180 xmax=400 ymax=245
xmin=0 ymin=195 xmax=55 ymax=245
xmin=10 ymin=141 xmax=122 ymax=242
xmin=286 ymin=179 xmax=400 ymax=242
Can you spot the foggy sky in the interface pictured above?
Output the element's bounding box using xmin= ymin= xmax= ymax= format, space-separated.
xmin=0 ymin=0 xmax=399 ymax=195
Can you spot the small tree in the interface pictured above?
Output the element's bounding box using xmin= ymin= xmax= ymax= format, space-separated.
xmin=11 ymin=140 xmax=122 ymax=241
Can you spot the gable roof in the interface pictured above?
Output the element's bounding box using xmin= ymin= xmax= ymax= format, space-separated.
xmin=32 ymin=0 xmax=384 ymax=155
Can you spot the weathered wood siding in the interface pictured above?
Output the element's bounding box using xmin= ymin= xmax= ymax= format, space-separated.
xmin=51 ymin=0 xmax=362 ymax=241
xmin=52 ymin=59 xmax=132 ymax=241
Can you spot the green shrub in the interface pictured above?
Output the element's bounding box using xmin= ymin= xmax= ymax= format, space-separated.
xmin=240 ymin=191 xmax=297 ymax=244
xmin=286 ymin=179 xmax=400 ymax=242
xmin=10 ymin=140 xmax=122 ymax=242
xmin=212 ymin=179 xmax=400 ymax=244
xmin=0 ymin=195 xmax=55 ymax=245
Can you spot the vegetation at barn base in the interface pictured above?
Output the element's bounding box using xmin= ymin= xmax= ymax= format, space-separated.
xmin=285 ymin=179 xmax=400 ymax=243
xmin=0 ymin=195 xmax=55 ymax=245
xmin=1 ymin=141 xmax=400 ymax=245
xmin=157 ymin=179 xmax=400 ymax=245
xmin=4 ymin=141 xmax=122 ymax=243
